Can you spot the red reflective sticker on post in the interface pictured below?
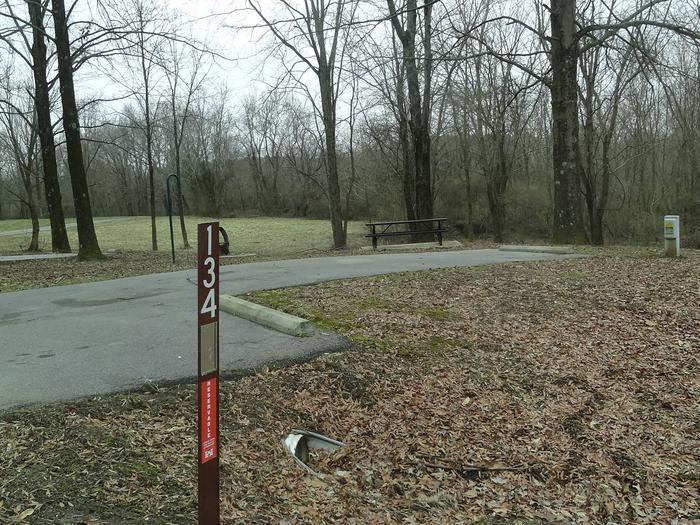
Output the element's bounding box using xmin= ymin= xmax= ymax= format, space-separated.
xmin=200 ymin=377 xmax=218 ymax=464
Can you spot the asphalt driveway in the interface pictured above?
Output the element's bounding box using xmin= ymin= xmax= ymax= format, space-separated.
xmin=0 ymin=249 xmax=580 ymax=409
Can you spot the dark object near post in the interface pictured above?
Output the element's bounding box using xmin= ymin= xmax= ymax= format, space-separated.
xmin=197 ymin=223 xmax=220 ymax=524
xmin=166 ymin=174 xmax=182 ymax=264
xmin=366 ymin=218 xmax=448 ymax=249
xmin=283 ymin=429 xmax=345 ymax=474
xmin=218 ymin=226 xmax=230 ymax=256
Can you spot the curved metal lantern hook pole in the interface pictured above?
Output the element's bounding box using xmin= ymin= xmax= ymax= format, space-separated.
xmin=218 ymin=226 xmax=230 ymax=255
xmin=166 ymin=173 xmax=181 ymax=266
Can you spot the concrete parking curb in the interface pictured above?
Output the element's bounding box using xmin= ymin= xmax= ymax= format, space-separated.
xmin=360 ymin=240 xmax=463 ymax=252
xmin=498 ymin=245 xmax=575 ymax=255
xmin=220 ymin=294 xmax=312 ymax=337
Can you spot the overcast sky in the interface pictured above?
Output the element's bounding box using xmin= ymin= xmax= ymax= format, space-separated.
xmin=162 ymin=0 xmax=324 ymax=98
xmin=71 ymin=0 xmax=283 ymax=111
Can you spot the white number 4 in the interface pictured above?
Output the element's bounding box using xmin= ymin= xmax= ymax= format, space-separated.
xmin=201 ymin=289 xmax=217 ymax=318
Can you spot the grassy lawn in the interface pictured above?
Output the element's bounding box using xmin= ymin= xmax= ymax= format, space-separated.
xmin=0 ymin=217 xmax=369 ymax=293
xmin=0 ymin=251 xmax=697 ymax=523
xmin=0 ymin=218 xmax=51 ymax=233
xmin=0 ymin=216 xmax=367 ymax=254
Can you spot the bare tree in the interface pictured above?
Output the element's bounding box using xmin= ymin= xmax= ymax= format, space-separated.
xmin=458 ymin=0 xmax=699 ymax=243
xmin=183 ymin=89 xmax=236 ymax=216
xmin=385 ymin=0 xmax=435 ymax=222
xmin=463 ymin=20 xmax=539 ymax=242
xmin=51 ymin=0 xmax=103 ymax=259
xmin=547 ymin=0 xmax=584 ymax=242
xmin=123 ymin=0 xmax=164 ymax=251
xmin=238 ymin=93 xmax=286 ymax=214
xmin=283 ymin=100 xmax=327 ymax=217
xmin=247 ymin=0 xmax=357 ymax=248
xmin=353 ymin=28 xmax=417 ymax=222
xmin=27 ymin=0 xmax=71 ymax=252
xmin=0 ymin=0 xmax=72 ymax=252
xmin=578 ymin=36 xmax=641 ymax=245
xmin=448 ymin=65 xmax=474 ymax=237
xmin=162 ymin=38 xmax=208 ymax=248
xmin=0 ymin=73 xmax=40 ymax=250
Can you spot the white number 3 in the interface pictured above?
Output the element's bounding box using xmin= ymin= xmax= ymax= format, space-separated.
xmin=201 ymin=255 xmax=217 ymax=318
xmin=203 ymin=256 xmax=216 ymax=288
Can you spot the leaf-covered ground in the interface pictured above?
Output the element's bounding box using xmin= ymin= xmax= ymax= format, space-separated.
xmin=1 ymin=252 xmax=698 ymax=524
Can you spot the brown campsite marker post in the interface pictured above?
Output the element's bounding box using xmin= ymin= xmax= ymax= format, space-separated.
xmin=197 ymin=222 xmax=220 ymax=524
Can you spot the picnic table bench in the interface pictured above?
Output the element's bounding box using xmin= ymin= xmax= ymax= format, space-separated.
xmin=365 ymin=218 xmax=448 ymax=250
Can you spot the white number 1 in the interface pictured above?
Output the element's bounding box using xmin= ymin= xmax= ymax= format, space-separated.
xmin=206 ymin=224 xmax=213 ymax=255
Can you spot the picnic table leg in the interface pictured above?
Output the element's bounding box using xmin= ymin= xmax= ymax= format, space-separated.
xmin=372 ymin=225 xmax=377 ymax=250
xmin=437 ymin=221 xmax=443 ymax=246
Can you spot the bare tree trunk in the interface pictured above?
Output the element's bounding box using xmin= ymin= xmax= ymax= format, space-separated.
xmin=27 ymin=0 xmax=70 ymax=253
xmin=28 ymin=196 xmax=40 ymax=251
xmin=248 ymin=0 xmax=349 ymax=248
xmin=416 ymin=0 xmax=433 ymax=221
xmin=387 ymin=0 xmax=434 ymax=244
xmin=486 ymin=143 xmax=508 ymax=243
xmin=453 ymin=102 xmax=473 ymax=237
xmin=175 ymin=149 xmax=189 ymax=248
xmin=550 ymin=0 xmax=584 ymax=244
xmin=590 ymin=209 xmax=604 ymax=245
xmin=390 ymin=0 xmax=434 ymax=221
xmin=171 ymin=94 xmax=189 ymax=248
xmin=486 ymin=180 xmax=506 ymax=243
xmin=401 ymin=138 xmax=417 ymax=221
xmin=318 ymin=66 xmax=345 ymax=248
xmin=51 ymin=0 xmax=102 ymax=259
xmin=464 ymin=164 xmax=474 ymax=236
xmin=138 ymin=12 xmax=158 ymax=252
xmin=21 ymin=174 xmax=40 ymax=251
xmin=592 ymin=135 xmax=613 ymax=246
xmin=396 ymin=74 xmax=416 ymax=222
xmin=145 ymin=138 xmax=157 ymax=251
xmin=166 ymin=55 xmax=190 ymax=248
xmin=344 ymin=78 xmax=359 ymax=235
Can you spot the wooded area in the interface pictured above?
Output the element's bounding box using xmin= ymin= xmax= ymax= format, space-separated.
xmin=0 ymin=0 xmax=699 ymax=257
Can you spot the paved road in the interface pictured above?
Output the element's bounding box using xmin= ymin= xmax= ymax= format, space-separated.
xmin=0 ymin=249 xmax=580 ymax=410
xmin=0 ymin=253 xmax=78 ymax=262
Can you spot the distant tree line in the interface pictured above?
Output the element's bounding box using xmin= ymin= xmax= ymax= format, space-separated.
xmin=0 ymin=0 xmax=699 ymax=255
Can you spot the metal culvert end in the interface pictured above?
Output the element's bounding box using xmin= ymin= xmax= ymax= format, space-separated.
xmin=283 ymin=429 xmax=345 ymax=474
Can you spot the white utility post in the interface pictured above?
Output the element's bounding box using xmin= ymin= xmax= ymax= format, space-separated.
xmin=664 ymin=215 xmax=680 ymax=257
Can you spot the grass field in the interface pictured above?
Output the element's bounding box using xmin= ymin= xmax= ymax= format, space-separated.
xmin=1 ymin=251 xmax=697 ymax=523
xmin=0 ymin=218 xmax=51 ymax=233
xmin=0 ymin=216 xmax=374 ymax=293
xmin=0 ymin=216 xmax=367 ymax=255
xmin=0 ymin=215 xmax=675 ymax=295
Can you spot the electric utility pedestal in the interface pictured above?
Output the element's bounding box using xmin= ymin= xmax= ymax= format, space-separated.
xmin=664 ymin=215 xmax=680 ymax=257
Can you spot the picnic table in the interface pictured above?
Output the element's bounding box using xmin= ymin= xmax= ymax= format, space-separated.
xmin=365 ymin=218 xmax=448 ymax=250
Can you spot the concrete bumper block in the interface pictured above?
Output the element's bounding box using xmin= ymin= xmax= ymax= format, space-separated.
xmin=220 ymin=294 xmax=312 ymax=337
xmin=498 ymin=245 xmax=574 ymax=255
xmin=360 ymin=240 xmax=463 ymax=252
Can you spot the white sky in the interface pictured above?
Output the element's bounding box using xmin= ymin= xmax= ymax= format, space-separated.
xmin=74 ymin=0 xmax=274 ymax=106
xmin=1 ymin=0 xmax=387 ymax=136
xmin=165 ymin=0 xmax=264 ymax=91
